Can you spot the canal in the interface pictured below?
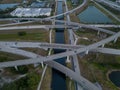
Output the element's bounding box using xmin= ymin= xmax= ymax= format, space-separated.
xmin=0 ymin=3 xmax=18 ymax=10
xmin=51 ymin=1 xmax=67 ymax=90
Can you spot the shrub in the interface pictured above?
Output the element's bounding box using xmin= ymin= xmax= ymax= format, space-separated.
xmin=18 ymin=31 xmax=27 ymax=36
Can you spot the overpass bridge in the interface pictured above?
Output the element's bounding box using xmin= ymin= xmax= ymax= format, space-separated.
xmin=0 ymin=44 xmax=100 ymax=90
xmin=0 ymin=41 xmax=120 ymax=55
xmin=95 ymin=0 xmax=120 ymax=11
xmin=0 ymin=22 xmax=116 ymax=35
xmin=0 ymin=25 xmax=75 ymax=30
xmin=0 ymin=30 xmax=120 ymax=89
xmin=88 ymin=24 xmax=120 ymax=28
xmin=0 ymin=30 xmax=120 ymax=68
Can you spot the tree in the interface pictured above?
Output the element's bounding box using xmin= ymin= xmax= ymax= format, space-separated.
xmin=18 ymin=31 xmax=27 ymax=36
xmin=27 ymin=73 xmax=40 ymax=90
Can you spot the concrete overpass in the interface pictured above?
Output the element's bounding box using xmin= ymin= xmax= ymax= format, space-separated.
xmin=0 ymin=29 xmax=120 ymax=88
xmin=0 ymin=30 xmax=120 ymax=68
xmin=88 ymin=24 xmax=120 ymax=28
xmin=0 ymin=25 xmax=75 ymax=30
xmin=0 ymin=31 xmax=119 ymax=90
xmin=64 ymin=0 xmax=83 ymax=89
xmin=92 ymin=0 xmax=120 ymax=22
xmin=0 ymin=44 xmax=100 ymax=90
xmin=95 ymin=0 xmax=120 ymax=11
xmin=0 ymin=22 xmax=116 ymax=35
xmin=0 ymin=41 xmax=120 ymax=55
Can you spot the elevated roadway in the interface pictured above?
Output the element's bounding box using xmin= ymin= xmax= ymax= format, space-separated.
xmin=64 ymin=0 xmax=82 ymax=89
xmin=0 ymin=25 xmax=73 ymax=30
xmin=88 ymin=24 xmax=120 ymax=28
xmin=0 ymin=22 xmax=116 ymax=35
xmin=95 ymin=0 xmax=120 ymax=11
xmin=0 ymin=45 xmax=100 ymax=90
xmin=1 ymin=30 xmax=120 ymax=88
xmin=0 ymin=32 xmax=119 ymax=90
xmin=0 ymin=30 xmax=120 ymax=68
xmin=93 ymin=0 xmax=120 ymax=22
xmin=0 ymin=41 xmax=120 ymax=55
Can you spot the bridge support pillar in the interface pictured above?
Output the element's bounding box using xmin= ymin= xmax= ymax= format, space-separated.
xmin=52 ymin=19 xmax=55 ymax=25
xmin=74 ymin=38 xmax=78 ymax=45
xmin=85 ymin=50 xmax=89 ymax=54
xmin=13 ymin=20 xmax=20 ymax=23
xmin=40 ymin=20 xmax=43 ymax=23
xmin=97 ymin=31 xmax=100 ymax=35
xmin=41 ymin=62 xmax=44 ymax=68
xmin=114 ymin=38 xmax=118 ymax=43
xmin=79 ymin=26 xmax=82 ymax=29
xmin=14 ymin=66 xmax=18 ymax=71
xmin=102 ymin=44 xmax=105 ymax=48
xmin=66 ymin=56 xmax=70 ymax=63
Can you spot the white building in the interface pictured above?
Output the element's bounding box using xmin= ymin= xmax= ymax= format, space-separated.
xmin=116 ymin=0 xmax=120 ymax=3
xmin=11 ymin=8 xmax=52 ymax=17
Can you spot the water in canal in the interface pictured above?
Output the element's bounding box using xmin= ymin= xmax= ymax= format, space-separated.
xmin=78 ymin=6 xmax=112 ymax=23
xmin=0 ymin=3 xmax=18 ymax=10
xmin=51 ymin=1 xmax=67 ymax=90
xmin=109 ymin=71 xmax=120 ymax=87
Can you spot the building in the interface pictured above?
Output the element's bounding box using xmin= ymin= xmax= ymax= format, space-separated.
xmin=11 ymin=8 xmax=52 ymax=17
xmin=116 ymin=0 xmax=120 ymax=3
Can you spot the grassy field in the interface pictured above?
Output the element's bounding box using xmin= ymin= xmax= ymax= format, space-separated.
xmin=0 ymin=50 xmax=44 ymax=90
xmin=64 ymin=29 xmax=69 ymax=44
xmin=78 ymin=53 xmax=120 ymax=90
xmin=0 ymin=21 xmax=13 ymax=24
xmin=66 ymin=60 xmax=75 ymax=90
xmin=75 ymin=26 xmax=120 ymax=90
xmin=0 ymin=30 xmax=49 ymax=42
xmin=40 ymin=67 xmax=52 ymax=90
xmin=0 ymin=51 xmax=26 ymax=62
xmin=75 ymin=29 xmax=108 ymax=45
xmin=21 ymin=48 xmax=48 ymax=56
xmin=105 ymin=38 xmax=120 ymax=49
xmin=1 ymin=68 xmax=43 ymax=90
xmin=103 ymin=28 xmax=120 ymax=32
xmin=66 ymin=77 xmax=75 ymax=90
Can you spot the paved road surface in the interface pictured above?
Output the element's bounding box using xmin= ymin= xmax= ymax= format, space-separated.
xmin=0 ymin=45 xmax=100 ymax=90
xmin=0 ymin=41 xmax=120 ymax=55
xmin=0 ymin=31 xmax=120 ymax=68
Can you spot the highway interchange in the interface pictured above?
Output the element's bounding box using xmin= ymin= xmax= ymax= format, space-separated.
xmin=0 ymin=0 xmax=120 ymax=90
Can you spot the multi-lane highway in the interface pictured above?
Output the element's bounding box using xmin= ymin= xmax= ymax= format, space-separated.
xmin=0 ymin=29 xmax=120 ymax=68
xmin=1 ymin=29 xmax=120 ymax=89
xmin=95 ymin=0 xmax=120 ymax=11
xmin=0 ymin=44 xmax=100 ymax=90
xmin=64 ymin=0 xmax=82 ymax=89
xmin=0 ymin=21 xmax=116 ymax=35
xmin=0 ymin=41 xmax=120 ymax=55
